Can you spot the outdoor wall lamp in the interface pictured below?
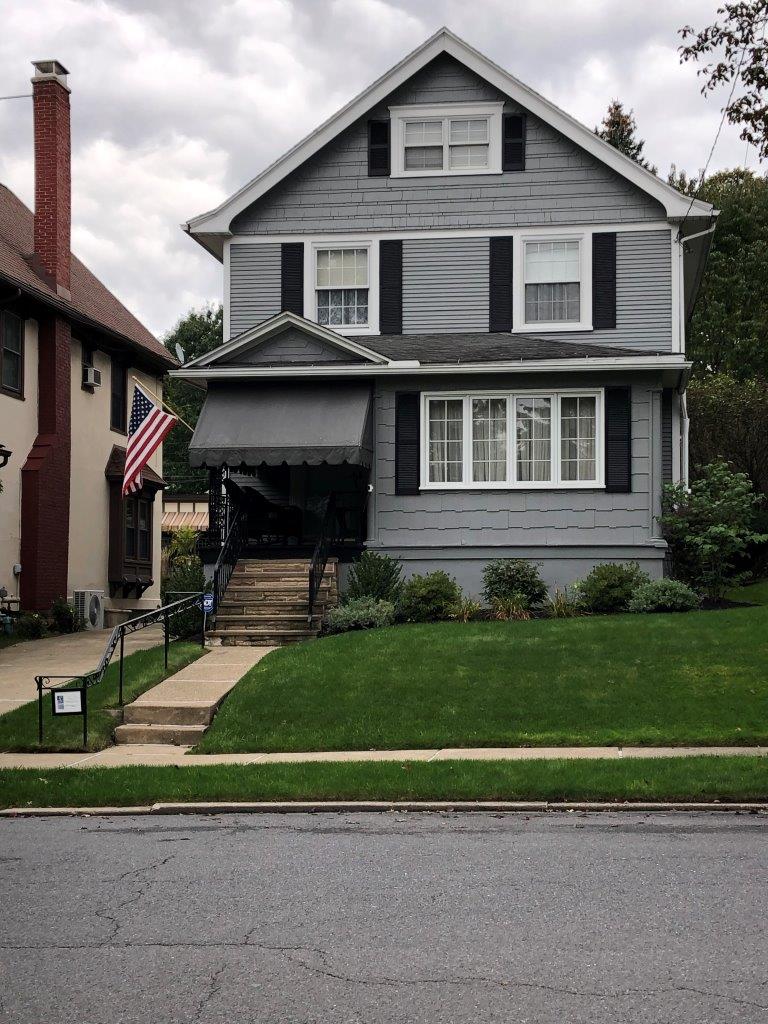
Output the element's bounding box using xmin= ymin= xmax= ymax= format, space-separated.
xmin=0 ymin=444 xmax=11 ymax=469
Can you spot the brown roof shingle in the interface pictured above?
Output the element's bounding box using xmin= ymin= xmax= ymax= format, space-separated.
xmin=0 ymin=185 xmax=176 ymax=369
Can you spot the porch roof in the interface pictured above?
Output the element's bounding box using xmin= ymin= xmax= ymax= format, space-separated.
xmin=189 ymin=382 xmax=373 ymax=469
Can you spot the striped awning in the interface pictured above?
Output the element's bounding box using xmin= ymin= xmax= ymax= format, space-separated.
xmin=161 ymin=509 xmax=209 ymax=532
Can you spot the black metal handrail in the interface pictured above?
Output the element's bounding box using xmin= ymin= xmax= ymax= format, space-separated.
xmin=34 ymin=592 xmax=206 ymax=747
xmin=212 ymin=510 xmax=248 ymax=612
xmin=308 ymin=493 xmax=337 ymax=624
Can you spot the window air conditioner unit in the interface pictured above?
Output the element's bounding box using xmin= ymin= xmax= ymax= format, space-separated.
xmin=82 ymin=365 xmax=102 ymax=388
xmin=73 ymin=589 xmax=105 ymax=630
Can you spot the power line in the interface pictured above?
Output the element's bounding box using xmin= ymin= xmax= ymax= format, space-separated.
xmin=0 ymin=93 xmax=32 ymax=101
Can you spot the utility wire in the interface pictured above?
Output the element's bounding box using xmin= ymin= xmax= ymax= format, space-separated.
xmin=0 ymin=94 xmax=32 ymax=101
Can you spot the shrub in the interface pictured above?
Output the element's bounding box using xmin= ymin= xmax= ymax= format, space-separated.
xmin=162 ymin=556 xmax=206 ymax=639
xmin=399 ymin=571 xmax=462 ymax=623
xmin=50 ymin=597 xmax=82 ymax=634
xmin=15 ymin=613 xmax=48 ymax=640
xmin=578 ymin=562 xmax=649 ymax=614
xmin=482 ymin=559 xmax=548 ymax=608
xmin=548 ymin=587 xmax=581 ymax=618
xmin=324 ymin=597 xmax=395 ymax=635
xmin=167 ymin=526 xmax=199 ymax=566
xmin=455 ymin=597 xmax=483 ymax=622
xmin=660 ymin=460 xmax=767 ymax=601
xmin=346 ymin=551 xmax=403 ymax=603
xmin=491 ymin=595 xmax=531 ymax=621
xmin=628 ymin=579 xmax=700 ymax=614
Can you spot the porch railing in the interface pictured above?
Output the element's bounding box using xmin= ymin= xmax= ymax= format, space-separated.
xmin=308 ymin=492 xmax=337 ymax=624
xmin=212 ymin=509 xmax=248 ymax=612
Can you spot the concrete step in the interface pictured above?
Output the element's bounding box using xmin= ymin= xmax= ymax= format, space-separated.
xmin=114 ymin=723 xmax=207 ymax=745
xmin=122 ymin=702 xmax=217 ymax=727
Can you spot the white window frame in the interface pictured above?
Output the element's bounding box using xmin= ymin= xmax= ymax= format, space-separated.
xmin=389 ymin=102 xmax=504 ymax=178
xmin=512 ymin=232 xmax=593 ymax=333
xmin=420 ymin=388 xmax=604 ymax=491
xmin=305 ymin=240 xmax=379 ymax=336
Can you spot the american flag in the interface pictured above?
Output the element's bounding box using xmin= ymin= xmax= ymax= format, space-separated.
xmin=122 ymin=384 xmax=177 ymax=496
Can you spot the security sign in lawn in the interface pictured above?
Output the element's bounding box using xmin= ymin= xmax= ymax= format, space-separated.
xmin=51 ymin=688 xmax=85 ymax=715
xmin=203 ymin=593 xmax=214 ymax=614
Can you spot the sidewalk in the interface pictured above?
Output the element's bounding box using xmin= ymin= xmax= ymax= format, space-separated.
xmin=0 ymin=625 xmax=165 ymax=716
xmin=1 ymin=744 xmax=766 ymax=770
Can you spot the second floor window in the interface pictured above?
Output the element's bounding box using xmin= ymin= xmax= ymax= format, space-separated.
xmin=1 ymin=310 xmax=23 ymax=397
xmin=111 ymin=356 xmax=127 ymax=431
xmin=524 ymin=240 xmax=581 ymax=324
xmin=315 ymin=247 xmax=369 ymax=327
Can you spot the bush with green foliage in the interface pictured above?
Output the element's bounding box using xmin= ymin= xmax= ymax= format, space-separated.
xmin=346 ymin=551 xmax=403 ymax=602
xmin=399 ymin=571 xmax=462 ymax=623
xmin=324 ymin=597 xmax=395 ymax=635
xmin=577 ymin=562 xmax=649 ymax=614
xmin=162 ymin=556 xmax=206 ymax=639
xmin=628 ymin=579 xmax=700 ymax=614
xmin=14 ymin=613 xmax=48 ymax=640
xmin=50 ymin=598 xmax=82 ymax=634
xmin=660 ymin=460 xmax=767 ymax=601
xmin=482 ymin=559 xmax=548 ymax=608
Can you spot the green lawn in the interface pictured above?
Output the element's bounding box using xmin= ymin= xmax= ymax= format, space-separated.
xmin=0 ymin=642 xmax=205 ymax=753
xmin=0 ymin=756 xmax=766 ymax=808
xmin=197 ymin=606 xmax=768 ymax=753
xmin=727 ymin=578 xmax=768 ymax=606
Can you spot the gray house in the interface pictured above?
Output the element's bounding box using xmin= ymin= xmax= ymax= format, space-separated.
xmin=173 ymin=28 xmax=716 ymax=617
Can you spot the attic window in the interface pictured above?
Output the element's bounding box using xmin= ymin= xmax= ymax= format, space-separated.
xmin=390 ymin=103 xmax=503 ymax=178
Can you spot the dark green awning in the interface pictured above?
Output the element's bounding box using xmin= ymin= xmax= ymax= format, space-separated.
xmin=189 ymin=383 xmax=373 ymax=469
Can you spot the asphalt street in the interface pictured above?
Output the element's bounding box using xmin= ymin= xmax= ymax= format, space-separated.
xmin=1 ymin=811 xmax=766 ymax=1023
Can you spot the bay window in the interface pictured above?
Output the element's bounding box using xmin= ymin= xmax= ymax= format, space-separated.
xmin=524 ymin=239 xmax=581 ymax=324
xmin=423 ymin=391 xmax=602 ymax=489
xmin=315 ymin=247 xmax=369 ymax=327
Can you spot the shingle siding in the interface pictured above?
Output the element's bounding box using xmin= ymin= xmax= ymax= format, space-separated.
xmin=231 ymin=55 xmax=664 ymax=235
xmin=402 ymin=237 xmax=489 ymax=333
xmin=229 ymin=242 xmax=281 ymax=336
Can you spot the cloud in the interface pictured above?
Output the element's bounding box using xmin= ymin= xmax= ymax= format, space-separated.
xmin=0 ymin=0 xmax=756 ymax=336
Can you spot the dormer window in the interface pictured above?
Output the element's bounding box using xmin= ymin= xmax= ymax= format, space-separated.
xmin=390 ymin=103 xmax=503 ymax=178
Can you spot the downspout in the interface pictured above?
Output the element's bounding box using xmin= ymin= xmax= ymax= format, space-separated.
xmin=680 ymin=390 xmax=690 ymax=489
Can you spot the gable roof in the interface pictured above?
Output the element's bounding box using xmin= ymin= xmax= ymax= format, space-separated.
xmin=185 ymin=27 xmax=714 ymax=253
xmin=0 ymin=185 xmax=176 ymax=370
xmin=186 ymin=311 xmax=390 ymax=368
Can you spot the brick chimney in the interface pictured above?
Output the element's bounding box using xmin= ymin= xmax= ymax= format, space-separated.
xmin=31 ymin=59 xmax=71 ymax=299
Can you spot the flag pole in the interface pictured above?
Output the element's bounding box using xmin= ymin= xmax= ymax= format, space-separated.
xmin=130 ymin=376 xmax=195 ymax=433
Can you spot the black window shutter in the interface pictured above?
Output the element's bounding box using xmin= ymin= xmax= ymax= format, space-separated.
xmin=592 ymin=232 xmax=617 ymax=329
xmin=281 ymin=243 xmax=304 ymax=316
xmin=379 ymin=240 xmax=402 ymax=334
xmin=604 ymin=387 xmax=632 ymax=493
xmin=368 ymin=119 xmax=390 ymax=177
xmin=489 ymin=236 xmax=513 ymax=332
xmin=502 ymin=113 xmax=526 ymax=171
xmin=395 ymin=392 xmax=420 ymax=495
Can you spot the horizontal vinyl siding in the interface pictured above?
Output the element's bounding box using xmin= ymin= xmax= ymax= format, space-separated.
xmin=372 ymin=375 xmax=657 ymax=550
xmin=402 ymin=237 xmax=489 ymax=333
xmin=229 ymin=243 xmax=281 ymax=337
xmin=231 ymin=55 xmax=664 ymax=235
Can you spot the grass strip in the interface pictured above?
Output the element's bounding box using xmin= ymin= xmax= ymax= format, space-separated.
xmin=197 ymin=607 xmax=768 ymax=753
xmin=0 ymin=642 xmax=206 ymax=753
xmin=1 ymin=756 xmax=767 ymax=809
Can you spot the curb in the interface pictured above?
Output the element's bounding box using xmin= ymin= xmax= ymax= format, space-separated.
xmin=2 ymin=800 xmax=767 ymax=817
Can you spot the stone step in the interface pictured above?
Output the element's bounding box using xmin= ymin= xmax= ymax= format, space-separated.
xmin=216 ymin=634 xmax=316 ymax=647
xmin=215 ymin=613 xmax=321 ymax=627
xmin=209 ymin=627 xmax=319 ymax=644
xmin=237 ymin=557 xmax=337 ymax=567
xmin=122 ymin=702 xmax=218 ymax=727
xmin=113 ymin=723 xmax=207 ymax=745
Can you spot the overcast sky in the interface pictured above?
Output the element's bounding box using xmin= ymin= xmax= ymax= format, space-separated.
xmin=0 ymin=0 xmax=758 ymax=340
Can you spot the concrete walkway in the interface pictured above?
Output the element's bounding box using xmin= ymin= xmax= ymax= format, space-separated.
xmin=0 ymin=625 xmax=165 ymax=716
xmin=1 ymin=744 xmax=766 ymax=770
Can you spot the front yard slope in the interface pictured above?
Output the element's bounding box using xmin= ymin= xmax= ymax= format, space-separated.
xmin=197 ymin=608 xmax=768 ymax=753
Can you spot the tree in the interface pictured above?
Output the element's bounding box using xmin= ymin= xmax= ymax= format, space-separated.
xmin=686 ymin=169 xmax=768 ymax=378
xmin=680 ymin=1 xmax=768 ymax=160
xmin=595 ymin=99 xmax=657 ymax=173
xmin=163 ymin=304 xmax=223 ymax=494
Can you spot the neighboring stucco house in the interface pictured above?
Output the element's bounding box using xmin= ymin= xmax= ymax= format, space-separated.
xmin=0 ymin=61 xmax=177 ymax=622
xmin=174 ymin=29 xmax=716 ymax=597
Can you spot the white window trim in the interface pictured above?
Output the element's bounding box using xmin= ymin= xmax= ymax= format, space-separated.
xmin=420 ymin=388 xmax=604 ymax=491
xmin=513 ymin=232 xmax=593 ymax=333
xmin=304 ymin=240 xmax=379 ymax=336
xmin=389 ymin=102 xmax=504 ymax=178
